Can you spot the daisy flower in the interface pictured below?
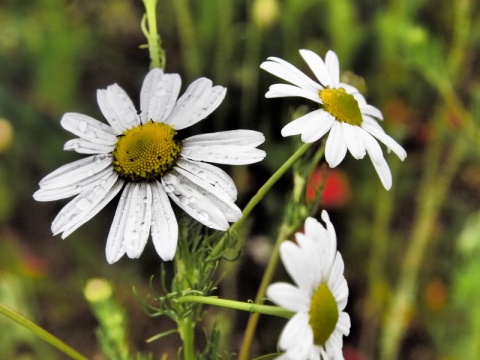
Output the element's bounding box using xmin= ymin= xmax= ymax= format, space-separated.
xmin=33 ymin=69 xmax=266 ymax=264
xmin=267 ymin=211 xmax=350 ymax=360
xmin=260 ymin=49 xmax=407 ymax=190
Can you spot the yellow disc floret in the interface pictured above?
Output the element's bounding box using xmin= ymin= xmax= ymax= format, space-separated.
xmin=319 ymin=88 xmax=363 ymax=126
xmin=112 ymin=121 xmax=182 ymax=181
xmin=308 ymin=282 xmax=339 ymax=346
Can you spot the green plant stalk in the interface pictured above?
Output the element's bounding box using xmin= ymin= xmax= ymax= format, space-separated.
xmin=208 ymin=142 xmax=312 ymax=261
xmin=176 ymin=296 xmax=293 ymax=319
xmin=237 ymin=222 xmax=294 ymax=360
xmin=0 ymin=303 xmax=88 ymax=360
xmin=380 ymin=110 xmax=469 ymax=359
xmin=178 ymin=317 xmax=195 ymax=360
xmin=142 ymin=0 xmax=165 ymax=69
xmin=172 ymin=0 xmax=201 ymax=79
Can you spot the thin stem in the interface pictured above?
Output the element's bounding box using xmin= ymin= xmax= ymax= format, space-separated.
xmin=208 ymin=142 xmax=312 ymax=261
xmin=237 ymin=223 xmax=294 ymax=360
xmin=178 ymin=317 xmax=195 ymax=360
xmin=176 ymin=296 xmax=293 ymax=319
xmin=0 ymin=303 xmax=88 ymax=360
xmin=142 ymin=0 xmax=165 ymax=69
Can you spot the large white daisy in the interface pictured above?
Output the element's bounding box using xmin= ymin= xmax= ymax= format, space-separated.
xmin=267 ymin=211 xmax=350 ymax=360
xmin=34 ymin=69 xmax=266 ymax=263
xmin=260 ymin=49 xmax=407 ymax=190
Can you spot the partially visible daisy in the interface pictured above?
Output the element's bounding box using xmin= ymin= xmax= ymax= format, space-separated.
xmin=261 ymin=49 xmax=407 ymax=190
xmin=34 ymin=69 xmax=266 ymax=264
xmin=267 ymin=211 xmax=350 ymax=359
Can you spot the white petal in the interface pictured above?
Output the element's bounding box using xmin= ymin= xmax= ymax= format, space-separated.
xmin=169 ymin=167 xmax=241 ymax=222
xmin=183 ymin=130 xmax=265 ymax=148
xmin=123 ymin=183 xmax=152 ymax=259
xmin=279 ymin=313 xmax=313 ymax=353
xmin=340 ymin=82 xmax=361 ymax=96
xmin=299 ymin=49 xmax=332 ymax=87
xmin=61 ymin=178 xmax=124 ymax=239
xmin=294 ymin=233 xmax=323 ymax=285
xmin=63 ymin=138 xmax=114 ymax=154
xmin=362 ymin=115 xmax=385 ymax=132
xmin=360 ymin=103 xmax=384 ymax=120
xmin=267 ymin=282 xmax=309 ymax=313
xmin=357 ymin=129 xmax=384 ymax=164
xmin=341 ymin=123 xmax=366 ymax=160
xmin=181 ymin=131 xmax=266 ymax=165
xmin=97 ymin=84 xmax=140 ymax=134
xmin=140 ymin=70 xmax=182 ymax=124
xmin=39 ymin=154 xmax=112 ymax=190
xmin=33 ymin=166 xmax=114 ymax=201
xmin=166 ymin=78 xmax=226 ymax=130
xmin=161 ymin=173 xmax=230 ymax=231
xmin=106 ymin=183 xmax=135 ymax=264
xmin=61 ymin=113 xmax=117 ymax=145
xmin=325 ymin=50 xmax=340 ymax=88
xmin=325 ymin=122 xmax=348 ymax=168
xmin=337 ymin=312 xmax=351 ymax=336
xmin=260 ymin=57 xmax=320 ymax=92
xmin=176 ymin=158 xmax=237 ymax=201
xmin=51 ymin=171 xmax=121 ymax=236
xmin=281 ymin=109 xmax=331 ymax=139
xmin=301 ymin=111 xmax=336 ymax=143
xmin=150 ymin=181 xmax=178 ymax=261
xmin=371 ymin=156 xmax=393 ymax=190
xmin=280 ymin=241 xmax=313 ymax=291
xmin=265 ymin=84 xmax=321 ymax=104
xmin=362 ymin=122 xmax=407 ymax=161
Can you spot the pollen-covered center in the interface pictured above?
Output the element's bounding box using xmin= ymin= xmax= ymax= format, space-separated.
xmin=112 ymin=121 xmax=182 ymax=181
xmin=319 ymin=88 xmax=363 ymax=126
xmin=308 ymin=282 xmax=339 ymax=346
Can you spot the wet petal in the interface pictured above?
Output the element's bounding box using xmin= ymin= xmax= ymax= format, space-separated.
xmin=63 ymin=138 xmax=114 ymax=154
xmin=51 ymin=171 xmax=121 ymax=236
xmin=106 ymin=183 xmax=134 ymax=264
xmin=341 ymin=123 xmax=366 ymax=159
xmin=97 ymin=84 xmax=140 ymax=134
xmin=150 ymin=181 xmax=178 ymax=261
xmin=166 ymin=78 xmax=226 ymax=130
xmin=325 ymin=50 xmax=340 ymax=88
xmin=124 ymin=183 xmax=152 ymax=259
xmin=61 ymin=113 xmax=117 ymax=146
xmin=176 ymin=158 xmax=237 ymax=201
xmin=39 ymin=154 xmax=112 ymax=190
xmin=140 ymin=69 xmax=181 ymax=124
xmin=161 ymin=173 xmax=229 ymax=231
xmin=300 ymin=110 xmax=335 ymax=143
xmin=183 ymin=130 xmax=265 ymax=148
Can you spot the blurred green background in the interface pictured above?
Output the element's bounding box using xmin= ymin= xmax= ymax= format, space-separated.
xmin=0 ymin=0 xmax=479 ymax=359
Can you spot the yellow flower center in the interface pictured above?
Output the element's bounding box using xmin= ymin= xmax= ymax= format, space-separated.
xmin=112 ymin=121 xmax=182 ymax=181
xmin=319 ymin=88 xmax=363 ymax=126
xmin=308 ymin=282 xmax=339 ymax=346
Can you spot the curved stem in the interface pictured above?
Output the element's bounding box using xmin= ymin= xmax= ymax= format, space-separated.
xmin=176 ymin=295 xmax=293 ymax=319
xmin=208 ymin=142 xmax=312 ymax=261
xmin=0 ymin=303 xmax=88 ymax=360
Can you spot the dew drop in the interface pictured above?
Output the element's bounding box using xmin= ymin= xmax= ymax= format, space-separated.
xmin=180 ymin=197 xmax=189 ymax=205
xmin=198 ymin=211 xmax=209 ymax=222
xmin=76 ymin=198 xmax=92 ymax=211
xmin=78 ymin=121 xmax=88 ymax=132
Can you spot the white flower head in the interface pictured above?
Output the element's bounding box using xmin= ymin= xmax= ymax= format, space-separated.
xmin=261 ymin=49 xmax=407 ymax=190
xmin=34 ymin=69 xmax=266 ymax=264
xmin=267 ymin=211 xmax=350 ymax=360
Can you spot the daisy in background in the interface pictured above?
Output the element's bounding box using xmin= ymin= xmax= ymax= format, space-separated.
xmin=261 ymin=49 xmax=407 ymax=190
xmin=267 ymin=211 xmax=350 ymax=360
xmin=34 ymin=69 xmax=266 ymax=264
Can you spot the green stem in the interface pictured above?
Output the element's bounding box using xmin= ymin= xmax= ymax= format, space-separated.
xmin=208 ymin=142 xmax=312 ymax=261
xmin=142 ymin=0 xmax=165 ymax=69
xmin=176 ymin=296 xmax=293 ymax=319
xmin=178 ymin=317 xmax=195 ymax=360
xmin=0 ymin=303 xmax=88 ymax=360
xmin=237 ymin=223 xmax=294 ymax=360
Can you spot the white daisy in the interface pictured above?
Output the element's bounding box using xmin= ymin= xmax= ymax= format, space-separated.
xmin=33 ymin=69 xmax=266 ymax=264
xmin=267 ymin=211 xmax=350 ymax=360
xmin=260 ymin=49 xmax=407 ymax=190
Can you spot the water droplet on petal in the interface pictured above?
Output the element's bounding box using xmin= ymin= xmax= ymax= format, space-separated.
xmin=180 ymin=197 xmax=189 ymax=205
xmin=198 ymin=211 xmax=209 ymax=222
xmin=78 ymin=121 xmax=88 ymax=133
xmin=77 ymin=198 xmax=92 ymax=211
